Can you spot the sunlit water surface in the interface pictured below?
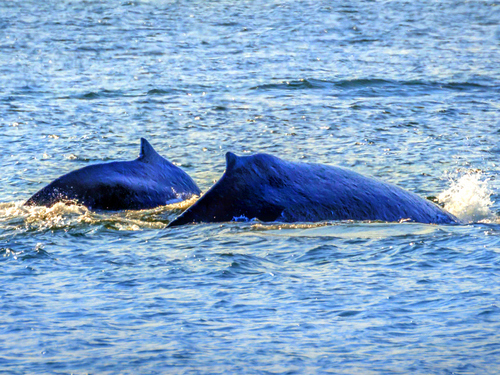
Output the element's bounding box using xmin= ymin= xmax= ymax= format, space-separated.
xmin=1 ymin=0 xmax=500 ymax=373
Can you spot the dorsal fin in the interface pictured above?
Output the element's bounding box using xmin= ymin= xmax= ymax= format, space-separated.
xmin=225 ymin=152 xmax=239 ymax=171
xmin=138 ymin=138 xmax=162 ymax=163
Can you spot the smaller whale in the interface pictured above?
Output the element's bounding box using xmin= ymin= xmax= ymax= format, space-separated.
xmin=168 ymin=152 xmax=457 ymax=227
xmin=25 ymin=138 xmax=201 ymax=210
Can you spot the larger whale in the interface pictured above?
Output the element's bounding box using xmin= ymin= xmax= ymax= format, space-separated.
xmin=168 ymin=152 xmax=457 ymax=227
xmin=25 ymin=138 xmax=201 ymax=210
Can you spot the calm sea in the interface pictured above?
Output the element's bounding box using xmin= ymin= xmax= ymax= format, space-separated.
xmin=1 ymin=0 xmax=500 ymax=373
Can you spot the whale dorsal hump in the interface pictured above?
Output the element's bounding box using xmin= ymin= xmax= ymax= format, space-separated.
xmin=226 ymin=152 xmax=240 ymax=171
xmin=138 ymin=138 xmax=162 ymax=163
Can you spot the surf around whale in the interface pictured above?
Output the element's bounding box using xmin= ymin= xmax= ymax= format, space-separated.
xmin=168 ymin=152 xmax=458 ymax=227
xmin=25 ymin=138 xmax=201 ymax=210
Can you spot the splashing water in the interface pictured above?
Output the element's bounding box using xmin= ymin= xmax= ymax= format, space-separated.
xmin=438 ymin=171 xmax=494 ymax=223
xmin=0 ymin=196 xmax=200 ymax=233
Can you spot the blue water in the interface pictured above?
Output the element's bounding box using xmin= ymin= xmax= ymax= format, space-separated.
xmin=1 ymin=0 xmax=500 ymax=373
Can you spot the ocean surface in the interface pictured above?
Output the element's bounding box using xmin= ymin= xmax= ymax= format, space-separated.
xmin=1 ymin=0 xmax=500 ymax=373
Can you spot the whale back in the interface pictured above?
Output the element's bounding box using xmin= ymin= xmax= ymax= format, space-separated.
xmin=168 ymin=152 xmax=457 ymax=226
xmin=25 ymin=138 xmax=201 ymax=210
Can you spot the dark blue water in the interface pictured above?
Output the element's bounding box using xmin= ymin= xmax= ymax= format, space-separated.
xmin=1 ymin=0 xmax=500 ymax=373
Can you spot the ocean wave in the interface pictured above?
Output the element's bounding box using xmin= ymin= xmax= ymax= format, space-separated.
xmin=249 ymin=78 xmax=494 ymax=93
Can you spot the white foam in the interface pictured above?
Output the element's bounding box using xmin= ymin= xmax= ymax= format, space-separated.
xmin=438 ymin=171 xmax=494 ymax=223
xmin=0 ymin=200 xmax=177 ymax=231
xmin=0 ymin=201 xmax=90 ymax=230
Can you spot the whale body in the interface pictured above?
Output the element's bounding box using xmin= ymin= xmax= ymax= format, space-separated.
xmin=25 ymin=138 xmax=201 ymax=210
xmin=168 ymin=152 xmax=457 ymax=227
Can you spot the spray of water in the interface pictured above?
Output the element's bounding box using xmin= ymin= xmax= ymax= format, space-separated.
xmin=438 ymin=170 xmax=494 ymax=223
xmin=0 ymin=196 xmax=201 ymax=232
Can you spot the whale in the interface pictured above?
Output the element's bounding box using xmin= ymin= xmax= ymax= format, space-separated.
xmin=25 ymin=138 xmax=201 ymax=210
xmin=168 ymin=152 xmax=458 ymax=227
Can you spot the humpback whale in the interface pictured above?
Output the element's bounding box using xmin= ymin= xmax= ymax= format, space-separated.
xmin=168 ymin=152 xmax=457 ymax=226
xmin=25 ymin=138 xmax=201 ymax=210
